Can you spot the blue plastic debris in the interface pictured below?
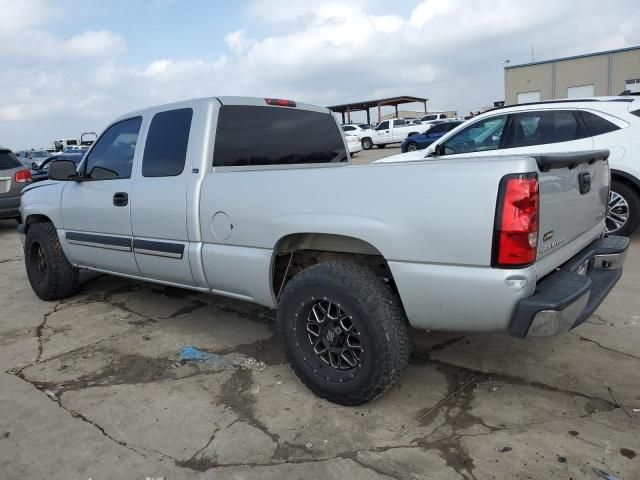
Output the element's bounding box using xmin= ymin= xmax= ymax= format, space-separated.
xmin=179 ymin=345 xmax=227 ymax=366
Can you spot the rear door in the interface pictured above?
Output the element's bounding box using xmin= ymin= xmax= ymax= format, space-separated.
xmin=130 ymin=107 xmax=197 ymax=286
xmin=502 ymin=109 xmax=593 ymax=156
xmin=60 ymin=117 xmax=142 ymax=275
xmin=392 ymin=119 xmax=409 ymax=142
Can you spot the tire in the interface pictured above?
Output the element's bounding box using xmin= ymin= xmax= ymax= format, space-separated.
xmin=278 ymin=260 xmax=410 ymax=405
xmin=25 ymin=222 xmax=79 ymax=301
xmin=607 ymin=180 xmax=640 ymax=236
xmin=406 ymin=142 xmax=418 ymax=152
xmin=361 ymin=138 xmax=373 ymax=150
xmin=377 ymin=144 xmax=386 ymax=149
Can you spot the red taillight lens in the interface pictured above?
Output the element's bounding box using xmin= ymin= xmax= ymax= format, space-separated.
xmin=492 ymin=173 xmax=539 ymax=267
xmin=15 ymin=169 xmax=32 ymax=183
xmin=265 ymin=98 xmax=296 ymax=107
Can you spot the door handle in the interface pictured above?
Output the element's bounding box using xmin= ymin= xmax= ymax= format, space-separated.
xmin=113 ymin=192 xmax=128 ymax=207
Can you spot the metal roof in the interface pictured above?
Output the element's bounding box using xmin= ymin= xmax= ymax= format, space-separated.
xmin=327 ymin=95 xmax=428 ymax=113
xmin=505 ymin=45 xmax=640 ymax=70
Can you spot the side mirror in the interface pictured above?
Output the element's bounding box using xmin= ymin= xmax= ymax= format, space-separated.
xmin=434 ymin=143 xmax=445 ymax=156
xmin=48 ymin=160 xmax=78 ymax=181
xmin=31 ymin=162 xmax=38 ymax=170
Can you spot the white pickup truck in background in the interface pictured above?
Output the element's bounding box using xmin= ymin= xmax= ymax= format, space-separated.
xmin=370 ymin=118 xmax=422 ymax=148
xmin=18 ymin=96 xmax=629 ymax=405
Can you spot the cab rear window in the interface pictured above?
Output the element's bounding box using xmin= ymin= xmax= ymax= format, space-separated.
xmin=0 ymin=151 xmax=21 ymax=170
xmin=213 ymin=106 xmax=347 ymax=167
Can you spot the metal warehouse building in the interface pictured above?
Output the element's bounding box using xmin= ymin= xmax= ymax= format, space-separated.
xmin=505 ymin=45 xmax=640 ymax=104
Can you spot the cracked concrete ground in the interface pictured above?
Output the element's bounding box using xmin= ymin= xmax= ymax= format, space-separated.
xmin=1 ymin=219 xmax=639 ymax=480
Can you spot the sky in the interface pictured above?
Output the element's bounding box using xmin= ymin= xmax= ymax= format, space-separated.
xmin=1 ymin=0 xmax=639 ymax=150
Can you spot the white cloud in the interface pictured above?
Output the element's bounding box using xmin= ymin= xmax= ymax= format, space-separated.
xmin=2 ymin=0 xmax=640 ymax=149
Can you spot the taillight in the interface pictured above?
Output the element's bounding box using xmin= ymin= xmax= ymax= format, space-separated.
xmin=265 ymin=98 xmax=296 ymax=107
xmin=15 ymin=169 xmax=32 ymax=183
xmin=492 ymin=173 xmax=539 ymax=268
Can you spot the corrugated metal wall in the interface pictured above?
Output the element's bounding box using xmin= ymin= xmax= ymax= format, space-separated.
xmin=611 ymin=49 xmax=640 ymax=94
xmin=505 ymin=47 xmax=640 ymax=103
xmin=505 ymin=63 xmax=553 ymax=104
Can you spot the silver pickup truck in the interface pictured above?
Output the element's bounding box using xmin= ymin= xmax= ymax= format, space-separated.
xmin=19 ymin=96 xmax=629 ymax=405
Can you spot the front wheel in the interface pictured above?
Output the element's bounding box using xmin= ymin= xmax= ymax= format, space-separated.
xmin=406 ymin=142 xmax=418 ymax=152
xmin=278 ymin=261 xmax=410 ymax=405
xmin=607 ymin=180 xmax=640 ymax=236
xmin=25 ymin=222 xmax=80 ymax=300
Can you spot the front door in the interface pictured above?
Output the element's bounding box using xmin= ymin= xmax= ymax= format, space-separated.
xmin=375 ymin=120 xmax=391 ymax=143
xmin=435 ymin=114 xmax=509 ymax=159
xmin=60 ymin=117 xmax=143 ymax=275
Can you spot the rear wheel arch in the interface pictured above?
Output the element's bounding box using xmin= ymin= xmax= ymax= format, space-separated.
xmin=609 ymin=170 xmax=640 ymax=236
xmin=271 ymin=233 xmax=399 ymax=302
xmin=611 ymin=170 xmax=640 ymax=193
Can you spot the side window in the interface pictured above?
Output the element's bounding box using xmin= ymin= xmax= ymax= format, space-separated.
xmin=212 ymin=105 xmax=347 ymax=167
xmin=510 ymin=110 xmax=585 ymax=148
xmin=376 ymin=121 xmax=389 ymax=130
xmin=429 ymin=123 xmax=448 ymax=134
xmin=579 ymin=111 xmax=620 ymax=137
xmin=439 ymin=114 xmax=446 ymax=119
xmin=142 ymin=108 xmax=193 ymax=177
xmin=393 ymin=119 xmax=405 ymax=127
xmin=84 ymin=117 xmax=142 ymax=180
xmin=441 ymin=115 xmax=507 ymax=155
xmin=342 ymin=126 xmax=355 ymax=132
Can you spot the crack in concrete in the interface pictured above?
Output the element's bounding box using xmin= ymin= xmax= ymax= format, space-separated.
xmin=572 ymin=332 xmax=640 ymax=362
xmin=35 ymin=301 xmax=62 ymax=363
xmin=0 ymin=257 xmax=21 ymax=264
xmin=13 ymin=373 xmax=180 ymax=464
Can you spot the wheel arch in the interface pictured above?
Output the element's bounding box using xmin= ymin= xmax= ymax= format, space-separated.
xmin=24 ymin=213 xmax=54 ymax=231
xmin=270 ymin=233 xmax=399 ymax=302
xmin=611 ymin=169 xmax=640 ymax=194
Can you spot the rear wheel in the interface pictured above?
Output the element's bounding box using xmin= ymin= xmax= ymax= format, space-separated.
xmin=25 ymin=222 xmax=79 ymax=300
xmin=361 ymin=138 xmax=373 ymax=150
xmin=406 ymin=142 xmax=418 ymax=152
xmin=278 ymin=261 xmax=410 ymax=405
xmin=607 ymin=180 xmax=640 ymax=236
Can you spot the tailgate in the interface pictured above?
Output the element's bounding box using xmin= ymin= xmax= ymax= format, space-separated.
xmin=535 ymin=151 xmax=609 ymax=276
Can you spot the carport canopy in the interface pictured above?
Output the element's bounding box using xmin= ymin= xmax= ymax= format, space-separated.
xmin=327 ymin=95 xmax=428 ymax=125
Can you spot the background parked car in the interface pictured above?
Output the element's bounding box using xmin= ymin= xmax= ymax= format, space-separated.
xmin=341 ymin=124 xmax=375 ymax=150
xmin=344 ymin=134 xmax=362 ymax=155
xmin=0 ymin=148 xmax=32 ymax=221
xmin=30 ymin=152 xmax=85 ymax=182
xmin=401 ymin=121 xmax=464 ymax=152
xmin=420 ymin=113 xmax=448 ymax=124
xmin=17 ymin=150 xmax=52 ymax=169
xmin=379 ymin=97 xmax=640 ymax=236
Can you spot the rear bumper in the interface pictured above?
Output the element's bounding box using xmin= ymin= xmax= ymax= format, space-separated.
xmin=509 ymin=236 xmax=629 ymax=337
xmin=0 ymin=195 xmax=21 ymax=219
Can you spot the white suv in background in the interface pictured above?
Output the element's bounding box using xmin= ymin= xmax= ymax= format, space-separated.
xmin=378 ymin=97 xmax=640 ymax=236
